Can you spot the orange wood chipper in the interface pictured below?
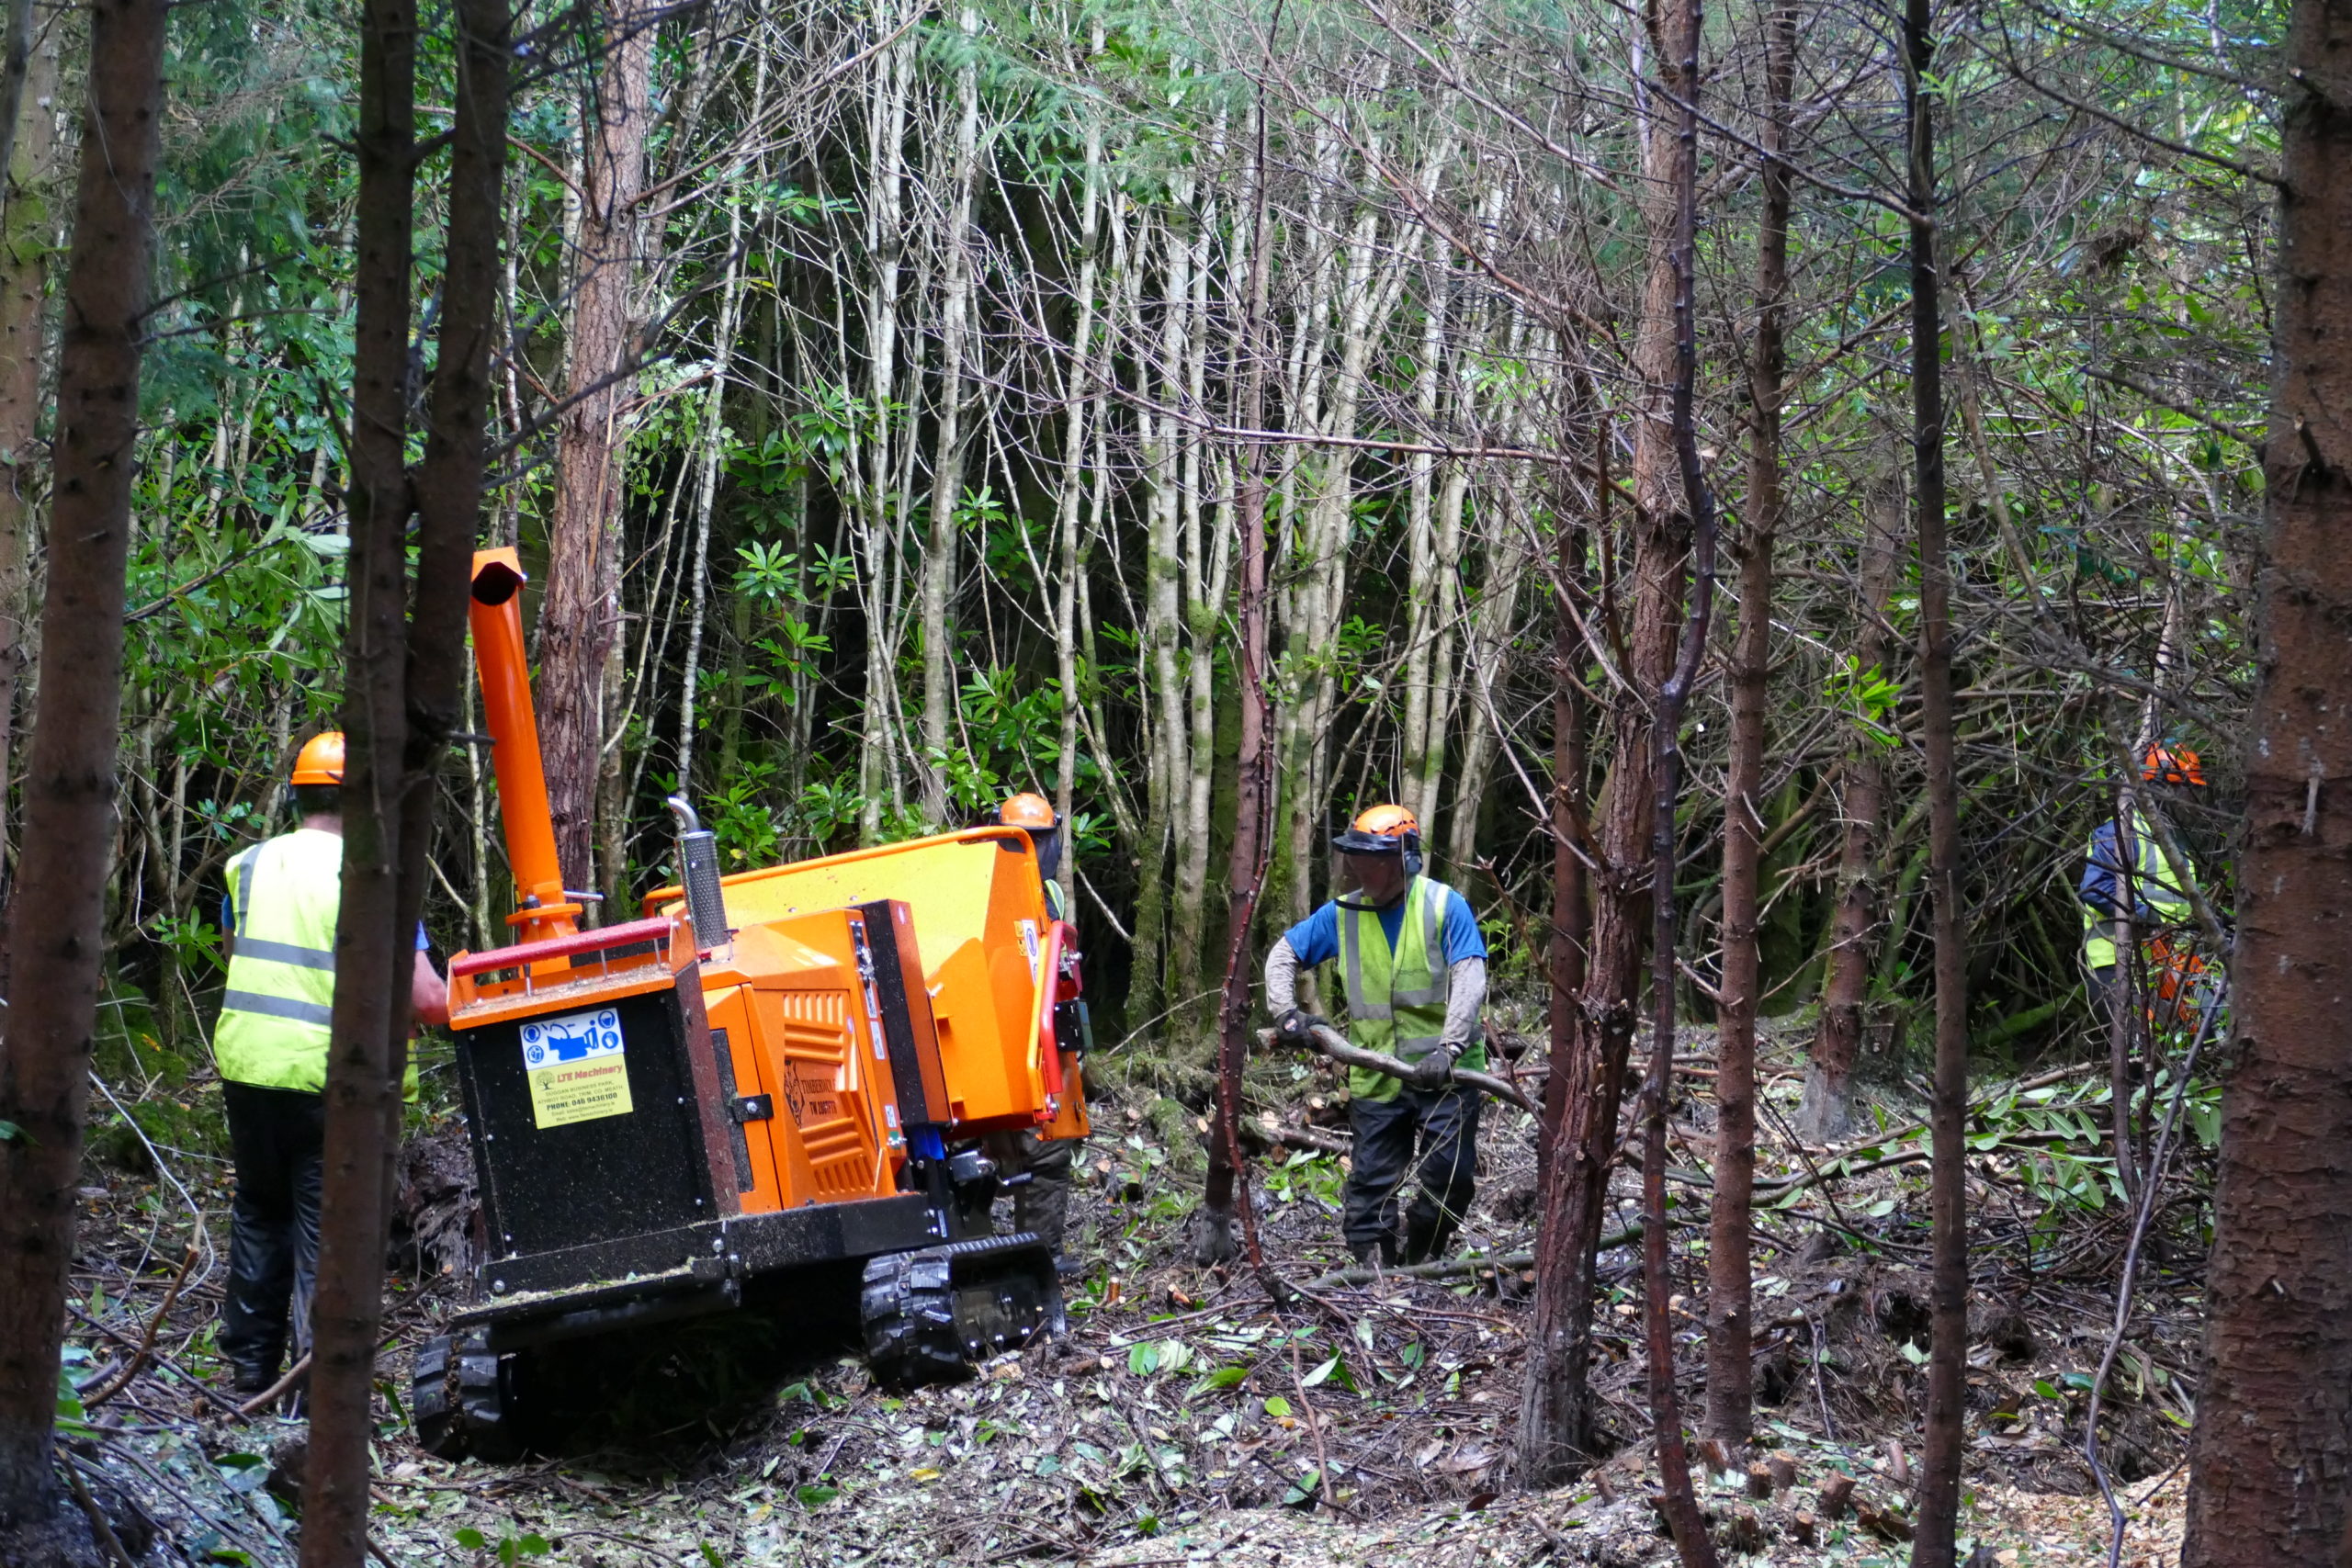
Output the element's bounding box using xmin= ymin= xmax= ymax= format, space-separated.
xmin=409 ymin=549 xmax=1091 ymax=1458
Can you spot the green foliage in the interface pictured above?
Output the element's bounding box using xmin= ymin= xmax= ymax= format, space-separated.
xmin=1825 ymin=657 xmax=1903 ymax=749
xmin=455 ymin=1526 xmax=552 ymax=1565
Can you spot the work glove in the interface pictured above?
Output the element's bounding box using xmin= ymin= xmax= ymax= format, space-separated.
xmin=1405 ymin=1047 xmax=1456 ymax=1090
xmin=1275 ymin=1009 xmax=1325 ymax=1043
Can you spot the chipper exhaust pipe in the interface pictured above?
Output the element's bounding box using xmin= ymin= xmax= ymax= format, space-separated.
xmin=666 ymin=796 xmax=730 ymax=948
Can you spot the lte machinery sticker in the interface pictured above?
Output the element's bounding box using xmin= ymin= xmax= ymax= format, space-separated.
xmin=520 ymin=1006 xmax=634 ymax=1129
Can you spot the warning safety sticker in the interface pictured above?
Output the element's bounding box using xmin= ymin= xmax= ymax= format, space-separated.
xmin=520 ymin=1006 xmax=634 ymax=1129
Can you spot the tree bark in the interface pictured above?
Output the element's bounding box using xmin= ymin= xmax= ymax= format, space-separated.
xmin=302 ymin=5 xmax=504 ymax=1557
xmin=0 ymin=23 xmax=60 ymax=878
xmin=1905 ymin=0 xmax=1968 ymax=1551
xmin=674 ymin=49 xmax=766 ymax=797
xmin=2182 ymin=2 xmax=2352 ymax=1562
xmin=917 ymin=6 xmax=979 ymax=823
xmin=1399 ymin=255 xmax=1449 ymax=833
xmin=1201 ymin=92 xmax=1274 ymax=1265
xmin=308 ymin=0 xmax=412 ymax=1549
xmin=1172 ymin=191 xmax=1226 ymax=1035
xmin=1516 ymin=7 xmax=1690 ymax=1485
xmin=1540 ymin=447 xmax=1590 ymax=1205
xmin=537 ymin=0 xmax=653 ymax=891
xmin=851 ymin=0 xmax=915 ymax=841
xmin=1639 ymin=1 xmax=1717 ymax=1554
xmin=0 ymin=0 xmax=164 ymax=1539
xmin=1704 ymin=0 xmax=1793 ymax=1450
xmin=1049 ymin=46 xmax=1102 ymax=880
xmin=1799 ymin=471 xmax=1902 ymax=1141
xmin=1132 ymin=209 xmax=1192 ymax=1028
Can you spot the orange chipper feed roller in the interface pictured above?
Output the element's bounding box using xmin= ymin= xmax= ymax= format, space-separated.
xmin=408 ymin=550 xmax=1087 ymax=1462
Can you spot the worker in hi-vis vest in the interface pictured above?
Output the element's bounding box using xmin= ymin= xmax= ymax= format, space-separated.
xmin=1263 ymin=804 xmax=1488 ymax=1268
xmin=974 ymin=792 xmax=1080 ymax=1272
xmin=2079 ymin=742 xmax=2205 ymax=1044
xmin=213 ymin=732 xmax=449 ymax=1396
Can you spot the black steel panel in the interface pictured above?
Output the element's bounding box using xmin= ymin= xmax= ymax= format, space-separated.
xmin=456 ymin=987 xmax=718 ymax=1262
xmin=479 ymin=1281 xmax=741 ymax=1354
xmin=481 ymin=1221 xmax=729 ymax=1298
xmin=857 ymin=899 xmax=949 ymax=1124
xmin=709 ymin=1028 xmax=756 ymax=1193
xmin=722 ymin=1193 xmax=942 ymax=1275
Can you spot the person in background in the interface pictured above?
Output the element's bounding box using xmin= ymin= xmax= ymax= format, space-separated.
xmin=1263 ymin=803 xmax=1487 ymax=1268
xmin=213 ymin=732 xmax=449 ymax=1397
xmin=2079 ymin=742 xmax=2206 ymax=1043
xmin=998 ymin=790 xmax=1069 ymax=920
xmin=980 ymin=791 xmax=1080 ymax=1274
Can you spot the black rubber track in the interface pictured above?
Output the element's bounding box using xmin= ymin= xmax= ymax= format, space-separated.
xmin=410 ymin=1335 xmax=456 ymax=1458
xmin=411 ymin=1329 xmax=525 ymax=1461
xmin=861 ymin=1250 xmax=966 ymax=1388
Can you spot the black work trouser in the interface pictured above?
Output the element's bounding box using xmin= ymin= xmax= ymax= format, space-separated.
xmin=981 ymin=1129 xmax=1079 ymax=1255
xmin=1345 ymin=1083 xmax=1480 ymax=1263
xmin=220 ymin=1081 xmax=325 ymax=1385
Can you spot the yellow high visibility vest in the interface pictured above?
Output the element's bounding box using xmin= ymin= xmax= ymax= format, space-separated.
xmin=215 ymin=829 xmax=343 ymax=1091
xmin=1337 ymin=875 xmax=1485 ymax=1102
xmin=2082 ymin=807 xmax=2193 ymax=972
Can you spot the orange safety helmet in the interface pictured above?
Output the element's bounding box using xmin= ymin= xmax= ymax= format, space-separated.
xmin=1332 ymin=803 xmax=1420 ymax=856
xmin=2141 ymin=742 xmax=2206 ymax=787
xmin=291 ymin=731 xmax=346 ymax=787
xmin=997 ymin=792 xmax=1057 ymax=831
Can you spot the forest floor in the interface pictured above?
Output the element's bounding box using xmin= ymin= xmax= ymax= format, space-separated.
xmin=57 ymin=1013 xmax=2208 ymax=1565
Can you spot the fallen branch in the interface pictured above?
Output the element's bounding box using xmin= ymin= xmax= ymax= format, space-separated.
xmin=63 ymin=1459 xmax=137 ymax=1568
xmin=237 ymin=1350 xmax=311 ymax=1416
xmin=83 ymin=1243 xmax=198 ymax=1409
xmin=1247 ymin=1116 xmax=1351 ymax=1156
xmin=67 ymin=1303 xmax=249 ymax=1420
xmin=1279 ymin=1024 xmax=1541 ymax=1115
xmin=1292 ymin=1342 xmax=1339 ymax=1514
xmin=1301 ymin=1224 xmax=1645 ymax=1292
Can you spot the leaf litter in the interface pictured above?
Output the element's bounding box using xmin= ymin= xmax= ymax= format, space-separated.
xmin=59 ymin=1019 xmax=2199 ymax=1564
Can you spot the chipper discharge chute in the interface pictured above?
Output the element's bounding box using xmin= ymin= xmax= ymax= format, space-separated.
xmin=410 ymin=549 xmax=1091 ymax=1459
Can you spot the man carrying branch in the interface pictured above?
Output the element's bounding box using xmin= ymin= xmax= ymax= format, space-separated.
xmin=1264 ymin=804 xmax=1488 ymax=1268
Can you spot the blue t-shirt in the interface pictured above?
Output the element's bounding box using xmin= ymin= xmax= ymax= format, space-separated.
xmin=1282 ymin=880 xmax=1487 ymax=970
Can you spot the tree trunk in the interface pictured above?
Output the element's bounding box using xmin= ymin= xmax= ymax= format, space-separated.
xmin=0 ymin=23 xmax=60 ymax=876
xmin=1172 ymin=191 xmax=1225 ymax=1035
xmin=1277 ymin=172 xmax=1381 ymax=928
xmin=537 ymin=0 xmax=653 ymax=890
xmin=1703 ymin=0 xmax=1793 ymax=1449
xmin=1639 ymin=2 xmax=1717 ymax=1555
xmin=1399 ymin=264 xmax=1446 ymax=829
xmin=1049 ymin=66 xmax=1102 ymax=879
xmin=0 ymin=0 xmax=164 ymax=1542
xmin=1201 ymin=94 xmax=1274 ymax=1262
xmin=301 ymin=6 xmax=504 ymax=1559
xmin=1131 ymin=209 xmax=1190 ymax=1029
xmin=851 ymin=0 xmax=915 ymax=841
xmin=1905 ymin=0 xmax=1968 ymax=1551
xmin=917 ymin=7 xmax=979 ymax=822
xmin=1539 ymin=421 xmax=1592 ymax=1206
xmin=2182 ymin=3 xmax=2352 ymax=1561
xmin=674 ymin=49 xmax=766 ymax=798
xmin=1448 ymin=509 xmax=1523 ymax=877
xmin=1516 ymin=7 xmax=1690 ymax=1485
xmin=1799 ymin=471 xmax=1902 ymax=1141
